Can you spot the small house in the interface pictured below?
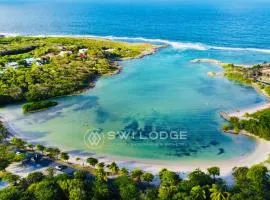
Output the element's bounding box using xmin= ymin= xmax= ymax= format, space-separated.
xmin=78 ymin=48 xmax=88 ymax=54
xmin=24 ymin=58 xmax=36 ymax=66
xmin=59 ymin=51 xmax=72 ymax=57
xmin=5 ymin=62 xmax=19 ymax=69
xmin=24 ymin=58 xmax=45 ymax=66
xmin=35 ymin=58 xmax=45 ymax=66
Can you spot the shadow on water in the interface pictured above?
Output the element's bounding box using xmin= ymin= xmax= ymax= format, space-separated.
xmin=95 ymin=107 xmax=111 ymax=124
xmin=20 ymin=95 xmax=100 ymax=125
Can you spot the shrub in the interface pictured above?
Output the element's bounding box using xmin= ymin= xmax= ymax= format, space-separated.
xmin=22 ymin=100 xmax=58 ymax=113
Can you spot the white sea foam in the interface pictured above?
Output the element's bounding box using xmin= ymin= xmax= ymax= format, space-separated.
xmin=88 ymin=35 xmax=270 ymax=53
xmin=1 ymin=32 xmax=270 ymax=54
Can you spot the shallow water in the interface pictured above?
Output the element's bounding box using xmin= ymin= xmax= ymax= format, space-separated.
xmin=1 ymin=0 xmax=270 ymax=162
xmin=1 ymin=46 xmax=270 ymax=161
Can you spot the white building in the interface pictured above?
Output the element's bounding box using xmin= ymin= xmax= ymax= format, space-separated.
xmin=24 ymin=58 xmax=44 ymax=66
xmin=24 ymin=58 xmax=36 ymax=66
xmin=5 ymin=62 xmax=19 ymax=69
xmin=59 ymin=51 xmax=72 ymax=57
xmin=78 ymin=48 xmax=88 ymax=54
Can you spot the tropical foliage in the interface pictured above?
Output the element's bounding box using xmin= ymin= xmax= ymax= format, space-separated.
xmin=225 ymin=108 xmax=270 ymax=140
xmin=0 ymin=36 xmax=155 ymax=105
xmin=1 ymin=164 xmax=269 ymax=200
xmin=22 ymin=100 xmax=58 ymax=113
xmin=1 ymin=126 xmax=270 ymax=200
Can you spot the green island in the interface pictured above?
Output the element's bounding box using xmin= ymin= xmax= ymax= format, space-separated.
xmin=22 ymin=100 xmax=58 ymax=113
xmin=0 ymin=36 xmax=159 ymax=106
xmin=1 ymin=124 xmax=270 ymax=200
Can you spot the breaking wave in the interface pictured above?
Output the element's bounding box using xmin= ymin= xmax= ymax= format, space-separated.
xmin=100 ymin=35 xmax=270 ymax=53
xmin=2 ymin=32 xmax=270 ymax=54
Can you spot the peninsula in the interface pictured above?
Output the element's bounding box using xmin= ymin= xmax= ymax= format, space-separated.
xmin=192 ymin=58 xmax=270 ymax=140
xmin=0 ymin=36 xmax=162 ymax=107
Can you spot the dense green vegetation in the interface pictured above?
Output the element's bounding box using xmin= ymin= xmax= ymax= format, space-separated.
xmin=221 ymin=63 xmax=270 ymax=140
xmin=264 ymin=86 xmax=270 ymax=96
xmin=241 ymin=108 xmax=270 ymax=140
xmin=1 ymin=122 xmax=270 ymax=199
xmin=222 ymin=63 xmax=270 ymax=96
xmin=0 ymin=36 xmax=155 ymax=105
xmin=1 ymin=163 xmax=269 ymax=200
xmin=0 ymin=124 xmax=27 ymax=171
xmin=22 ymin=100 xmax=58 ymax=113
xmin=224 ymin=108 xmax=270 ymax=140
xmin=222 ymin=64 xmax=253 ymax=85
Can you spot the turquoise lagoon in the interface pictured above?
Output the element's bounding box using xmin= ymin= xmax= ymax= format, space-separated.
xmin=1 ymin=45 xmax=270 ymax=162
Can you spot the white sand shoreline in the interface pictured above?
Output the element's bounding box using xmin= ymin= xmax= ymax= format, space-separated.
xmin=2 ymin=112 xmax=270 ymax=182
xmin=0 ymin=51 xmax=269 ymax=182
xmin=225 ymin=102 xmax=270 ymax=119
xmin=190 ymin=58 xmax=253 ymax=68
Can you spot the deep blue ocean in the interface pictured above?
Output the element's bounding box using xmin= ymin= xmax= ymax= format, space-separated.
xmin=1 ymin=0 xmax=270 ymax=49
xmin=1 ymin=0 xmax=270 ymax=161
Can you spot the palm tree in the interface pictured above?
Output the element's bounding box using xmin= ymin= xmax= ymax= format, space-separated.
xmin=10 ymin=137 xmax=26 ymax=149
xmin=190 ymin=186 xmax=206 ymax=200
xmin=207 ymin=167 xmax=220 ymax=180
xmin=131 ymin=169 xmax=144 ymax=183
xmin=28 ymin=144 xmax=34 ymax=151
xmin=60 ymin=152 xmax=69 ymax=162
xmin=97 ymin=162 xmax=105 ymax=169
xmin=36 ymin=144 xmax=45 ymax=154
xmin=107 ymin=162 xmax=119 ymax=175
xmin=142 ymin=172 xmax=154 ymax=185
xmin=210 ymin=184 xmax=230 ymax=200
xmin=119 ymin=168 xmax=129 ymax=176
xmin=53 ymin=148 xmax=61 ymax=159
xmin=96 ymin=167 xmax=108 ymax=183
xmin=86 ymin=157 xmax=98 ymax=167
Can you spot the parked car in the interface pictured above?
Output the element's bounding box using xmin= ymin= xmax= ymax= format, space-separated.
xmin=55 ymin=165 xmax=67 ymax=171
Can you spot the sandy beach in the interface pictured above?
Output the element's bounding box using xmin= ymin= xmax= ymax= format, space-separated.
xmin=1 ymin=91 xmax=270 ymax=183
xmin=225 ymin=102 xmax=270 ymax=119
xmin=1 ymin=39 xmax=269 ymax=184
xmin=190 ymin=58 xmax=253 ymax=68
xmin=2 ymin=112 xmax=270 ymax=184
